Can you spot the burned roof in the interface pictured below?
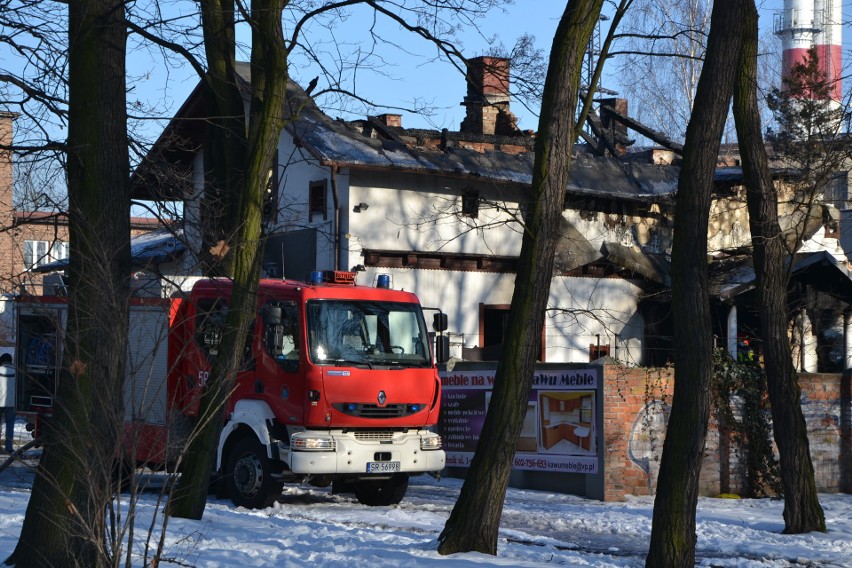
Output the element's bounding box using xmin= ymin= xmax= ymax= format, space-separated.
xmin=133 ymin=63 xmax=683 ymax=203
xmin=643 ymin=250 xmax=852 ymax=303
xmin=600 ymin=242 xmax=671 ymax=286
xmin=279 ymin=75 xmax=680 ymax=202
xmin=707 ymin=254 xmax=758 ymax=300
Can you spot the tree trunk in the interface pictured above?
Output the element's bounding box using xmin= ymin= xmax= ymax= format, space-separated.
xmin=7 ymin=1 xmax=130 ymax=566
xmin=197 ymin=0 xmax=247 ymax=278
xmin=167 ymin=0 xmax=289 ymax=520
xmin=732 ymin=0 xmax=826 ymax=534
xmin=646 ymin=1 xmax=744 ymax=566
xmin=437 ymin=0 xmax=603 ymax=556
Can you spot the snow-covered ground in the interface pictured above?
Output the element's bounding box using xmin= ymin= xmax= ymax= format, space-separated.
xmin=1 ymin=426 xmax=850 ymax=567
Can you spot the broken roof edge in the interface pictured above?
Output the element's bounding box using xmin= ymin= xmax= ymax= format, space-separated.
xmin=318 ymin=158 xmax=534 ymax=188
xmin=134 ymin=63 xmax=686 ymax=201
xmin=599 ymin=242 xmax=671 ymax=286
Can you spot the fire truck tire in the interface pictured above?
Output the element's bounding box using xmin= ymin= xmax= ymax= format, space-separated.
xmin=224 ymin=436 xmax=282 ymax=509
xmin=354 ymin=473 xmax=409 ymax=506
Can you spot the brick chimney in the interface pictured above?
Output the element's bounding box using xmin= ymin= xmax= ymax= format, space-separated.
xmin=599 ymin=98 xmax=629 ymax=155
xmin=0 ymin=112 xmax=16 ymax=295
xmin=0 ymin=112 xmax=14 ymax=225
xmin=374 ymin=113 xmax=402 ymax=127
xmin=460 ymin=56 xmax=521 ymax=136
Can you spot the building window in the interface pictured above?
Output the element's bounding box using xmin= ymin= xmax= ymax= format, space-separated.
xmin=482 ymin=305 xmax=509 ymax=350
xmin=309 ymin=180 xmax=328 ymax=221
xmin=479 ymin=304 xmax=544 ymax=361
xmin=589 ymin=343 xmax=610 ymax=362
xmin=24 ymin=240 xmax=69 ymax=270
xmin=462 ymin=190 xmax=479 ymax=218
xmin=823 ymin=172 xmax=848 ymax=210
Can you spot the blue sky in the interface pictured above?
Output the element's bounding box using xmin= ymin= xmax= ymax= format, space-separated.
xmin=1 ymin=0 xmax=824 ymax=149
xmin=126 ymin=1 xmax=799 ymax=144
xmin=126 ymin=2 xmax=566 ymax=139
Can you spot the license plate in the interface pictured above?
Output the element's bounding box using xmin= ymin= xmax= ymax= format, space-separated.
xmin=366 ymin=461 xmax=400 ymax=473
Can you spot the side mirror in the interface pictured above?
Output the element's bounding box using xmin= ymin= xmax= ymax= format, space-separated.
xmin=433 ymin=313 xmax=448 ymax=332
xmin=262 ymin=305 xmax=282 ymax=326
xmin=435 ymin=335 xmax=450 ymax=364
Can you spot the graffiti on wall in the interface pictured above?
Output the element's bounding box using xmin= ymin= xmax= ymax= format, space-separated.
xmin=627 ymin=400 xmax=670 ymax=491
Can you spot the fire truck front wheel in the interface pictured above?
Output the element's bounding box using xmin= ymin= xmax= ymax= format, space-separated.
xmin=354 ymin=473 xmax=409 ymax=506
xmin=224 ymin=436 xmax=282 ymax=509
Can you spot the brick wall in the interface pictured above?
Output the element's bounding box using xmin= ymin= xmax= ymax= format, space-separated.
xmin=798 ymin=373 xmax=851 ymax=493
xmin=0 ymin=113 xmax=17 ymax=296
xmin=603 ymin=365 xmax=675 ymax=500
xmin=0 ymin=113 xmax=163 ymax=299
xmin=602 ymin=364 xmax=850 ymax=501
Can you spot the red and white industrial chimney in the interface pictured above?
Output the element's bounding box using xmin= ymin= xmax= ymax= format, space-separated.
xmin=776 ymin=0 xmax=843 ymax=104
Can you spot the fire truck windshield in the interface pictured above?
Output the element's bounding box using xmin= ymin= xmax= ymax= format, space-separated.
xmin=306 ymin=300 xmax=431 ymax=367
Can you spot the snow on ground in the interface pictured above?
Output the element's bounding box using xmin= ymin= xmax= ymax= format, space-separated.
xmin=1 ymin=428 xmax=850 ymax=567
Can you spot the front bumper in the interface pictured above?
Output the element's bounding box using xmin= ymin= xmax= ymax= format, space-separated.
xmin=283 ymin=429 xmax=445 ymax=475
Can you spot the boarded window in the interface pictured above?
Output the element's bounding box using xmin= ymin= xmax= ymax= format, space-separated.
xmin=462 ymin=190 xmax=479 ymax=218
xmin=309 ymin=180 xmax=327 ymax=221
xmin=479 ymin=304 xmax=544 ymax=361
xmin=823 ymin=172 xmax=848 ymax=210
xmin=589 ymin=343 xmax=610 ymax=362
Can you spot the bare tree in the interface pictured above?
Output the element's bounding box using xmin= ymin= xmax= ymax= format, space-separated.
xmin=612 ymin=0 xmax=779 ymax=144
xmin=0 ymin=1 xmax=71 ymax=298
xmin=613 ymin=0 xmax=711 ymax=141
xmin=164 ymin=0 xmax=290 ymax=520
xmin=436 ymin=0 xmax=605 ymax=555
xmin=735 ymin=26 xmax=828 ymax=532
xmin=138 ymin=0 xmax=514 ymax=519
xmin=7 ymin=0 xmax=132 ymax=566
xmin=645 ymin=0 xmax=745 ymax=565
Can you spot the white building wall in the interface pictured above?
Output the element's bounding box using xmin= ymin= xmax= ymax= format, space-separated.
xmin=547 ymin=275 xmax=645 ymax=365
xmin=180 ymin=134 xmax=347 ymax=276
xmin=346 ymin=171 xmax=522 ymax=257
xmin=338 ymin=169 xmax=650 ymax=365
xmin=351 ymin=266 xmax=645 ymax=365
xmin=159 ymin=133 xmax=647 ymax=365
xmin=271 ymin=136 xmax=343 ymax=271
xmin=181 ymin=151 xmax=205 ymax=275
xmin=177 ymin=131 xmax=652 ymax=365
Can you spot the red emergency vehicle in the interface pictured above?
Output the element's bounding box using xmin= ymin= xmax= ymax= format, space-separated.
xmin=15 ymin=270 xmax=447 ymax=508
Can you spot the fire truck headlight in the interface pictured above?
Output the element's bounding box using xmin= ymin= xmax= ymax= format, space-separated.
xmin=420 ymin=434 xmax=442 ymax=451
xmin=291 ymin=433 xmax=336 ymax=451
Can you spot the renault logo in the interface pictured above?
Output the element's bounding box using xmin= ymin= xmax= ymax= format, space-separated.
xmin=377 ymin=390 xmax=387 ymax=405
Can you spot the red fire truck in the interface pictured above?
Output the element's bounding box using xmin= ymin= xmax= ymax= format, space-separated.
xmin=15 ymin=270 xmax=447 ymax=508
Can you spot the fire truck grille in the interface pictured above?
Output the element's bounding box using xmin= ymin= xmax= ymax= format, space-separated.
xmin=333 ymin=403 xmax=412 ymax=418
xmin=353 ymin=431 xmax=396 ymax=443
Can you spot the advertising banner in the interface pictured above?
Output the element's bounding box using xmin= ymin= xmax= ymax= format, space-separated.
xmin=440 ymin=368 xmax=599 ymax=474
